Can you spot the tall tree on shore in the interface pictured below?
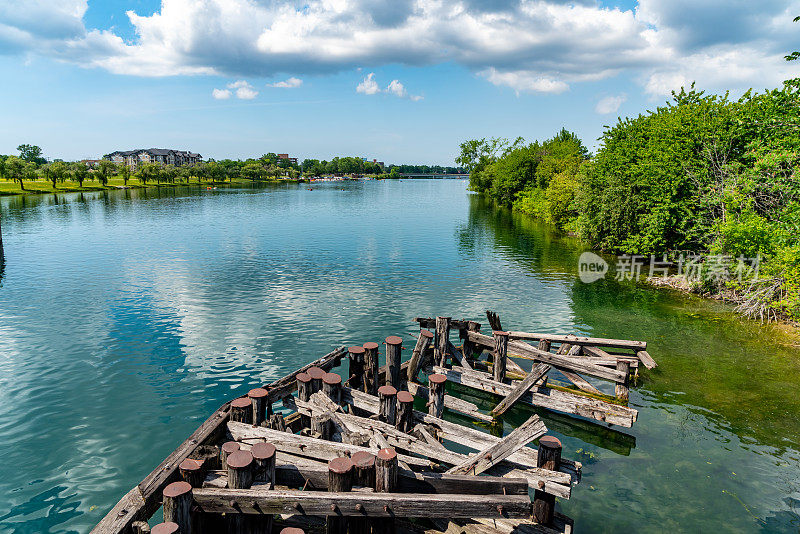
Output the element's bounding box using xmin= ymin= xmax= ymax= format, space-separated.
xmin=96 ymin=160 xmax=116 ymax=186
xmin=5 ymin=156 xmax=26 ymax=190
xmin=119 ymin=163 xmax=131 ymax=186
xmin=72 ymin=161 xmax=88 ymax=187
xmin=16 ymin=144 xmax=46 ymax=165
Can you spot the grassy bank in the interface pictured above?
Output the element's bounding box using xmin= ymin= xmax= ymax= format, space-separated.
xmin=0 ymin=177 xmax=302 ymax=196
xmin=459 ymin=78 xmax=800 ymax=323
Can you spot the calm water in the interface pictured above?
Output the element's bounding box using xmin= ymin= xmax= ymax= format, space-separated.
xmin=0 ymin=180 xmax=798 ymax=533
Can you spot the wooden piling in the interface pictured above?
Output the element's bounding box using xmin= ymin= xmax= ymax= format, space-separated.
xmin=375 ymin=448 xmax=398 ymax=534
xmin=385 ymin=336 xmax=403 ymax=388
xmin=396 ymin=391 xmax=414 ymax=433
xmin=492 ymin=331 xmax=509 ymax=383
xmin=251 ymin=442 xmax=277 ymax=487
xmin=297 ymin=372 xmax=312 ymax=429
xmin=615 ymin=360 xmax=630 ymax=401
xmin=351 ymin=451 xmax=375 ymax=534
xmin=347 ymin=346 xmax=366 ymax=391
xmin=132 ymin=521 xmax=152 ymax=534
xmin=533 ymin=436 xmax=562 ymax=526
xmin=428 ymin=374 xmax=447 ymax=418
xmin=538 ymin=339 xmax=551 ymax=352
xmin=230 ymin=397 xmax=253 ymax=424
xmin=378 ymin=385 xmax=398 ymax=426
xmin=327 ymin=457 xmax=354 ymax=534
xmin=363 ymin=342 xmax=380 ymax=395
xmin=312 ymin=412 xmax=333 ymax=441
xmin=407 ymin=329 xmax=434 ymax=383
xmin=162 ymin=481 xmax=192 ymax=534
xmin=227 ymin=449 xmax=271 ymax=533
xmin=178 ymin=458 xmax=204 ymax=488
xmin=248 ymin=388 xmax=270 ymax=426
xmin=461 ymin=321 xmax=481 ymax=361
xmin=307 ymin=366 xmax=326 ymax=394
xmin=150 ymin=523 xmax=178 ymax=534
xmin=226 ymin=450 xmax=255 ymax=489
xmin=434 ymin=317 xmax=451 ymax=368
xmin=322 ymin=373 xmax=343 ymax=406
xmin=221 ymin=441 xmax=240 ymax=471
xmin=280 ymin=529 xmax=305 ymax=534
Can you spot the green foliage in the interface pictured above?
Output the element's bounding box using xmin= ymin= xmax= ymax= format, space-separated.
xmin=17 ymin=144 xmax=46 ymax=164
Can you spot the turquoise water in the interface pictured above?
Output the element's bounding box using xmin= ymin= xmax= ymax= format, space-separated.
xmin=0 ymin=180 xmax=798 ymax=532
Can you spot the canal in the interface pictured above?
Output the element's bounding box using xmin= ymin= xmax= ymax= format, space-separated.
xmin=0 ymin=179 xmax=798 ymax=532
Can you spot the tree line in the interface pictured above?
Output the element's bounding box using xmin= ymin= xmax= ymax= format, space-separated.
xmin=459 ymin=78 xmax=800 ymax=321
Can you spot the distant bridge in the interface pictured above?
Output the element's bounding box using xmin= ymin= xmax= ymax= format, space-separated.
xmin=398 ymin=173 xmax=469 ymax=179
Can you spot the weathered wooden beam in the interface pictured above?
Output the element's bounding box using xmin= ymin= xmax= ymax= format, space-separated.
xmin=636 ymin=350 xmax=657 ymax=369
xmin=555 ymin=368 xmax=602 ymax=395
xmin=434 ymin=365 xmax=637 ymax=428
xmin=467 ymin=331 xmax=626 ymax=384
xmin=507 ymin=332 xmax=646 ymax=351
xmin=407 ymin=330 xmax=434 ymax=383
xmin=446 ymin=414 xmax=546 ymax=476
xmin=191 ymin=488 xmax=534 ymax=518
xmin=491 ymin=363 xmax=551 ymax=417
xmin=485 ymin=310 xmax=503 ymax=331
xmin=414 ymin=317 xmax=474 ymax=330
xmin=406 ymin=382 xmax=493 ymax=424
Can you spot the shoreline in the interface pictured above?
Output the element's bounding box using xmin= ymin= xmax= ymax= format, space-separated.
xmin=0 ymin=177 xmax=308 ymax=196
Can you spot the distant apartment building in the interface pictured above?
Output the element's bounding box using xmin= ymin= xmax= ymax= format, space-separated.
xmin=80 ymin=159 xmax=102 ymax=168
xmin=106 ymin=148 xmax=202 ymax=169
xmin=277 ymin=153 xmax=298 ymax=165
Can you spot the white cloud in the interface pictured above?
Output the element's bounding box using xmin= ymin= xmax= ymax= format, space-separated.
xmin=212 ymin=88 xmax=231 ymax=99
xmin=2 ymin=0 xmax=800 ymax=98
xmin=356 ymin=72 xmax=381 ymax=95
xmin=595 ymin=94 xmax=627 ymax=114
xmin=268 ymin=76 xmax=303 ymax=88
xmin=387 ymin=79 xmax=407 ymax=98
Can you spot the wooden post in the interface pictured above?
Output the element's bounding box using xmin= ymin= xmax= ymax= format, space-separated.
xmin=132 ymin=521 xmax=152 ymax=534
xmin=434 ymin=317 xmax=451 ymax=368
xmin=323 ymin=373 xmax=343 ymax=406
xmin=280 ymin=529 xmax=305 ymax=534
xmin=615 ymin=360 xmax=630 ymax=401
xmin=492 ymin=331 xmax=509 ymax=383
xmin=348 ymin=346 xmax=366 ymax=391
xmin=538 ymin=339 xmax=551 ymax=352
xmin=226 ymin=450 xmax=254 ymax=489
xmin=375 ymin=448 xmax=398 ymax=534
xmin=248 ymin=388 xmax=270 ymax=426
xmin=178 ymin=458 xmax=204 ymax=488
xmin=251 ymin=442 xmax=277 ymax=487
xmin=230 ymin=396 xmax=253 ymax=424
xmin=461 ymin=321 xmax=481 ymax=361
xmin=407 ymin=329 xmax=434 ymax=383
xmin=297 ymin=372 xmax=312 ymax=429
xmin=162 ymin=481 xmax=192 ymax=534
xmin=350 ymin=451 xmax=375 ymax=534
xmin=396 ymin=390 xmax=414 ymax=433
xmin=221 ymin=441 xmax=240 ymax=470
xmin=378 ymin=385 xmax=398 ymax=426
xmin=532 ymin=436 xmax=561 ymax=525
xmin=150 ymin=523 xmax=178 ymax=534
xmin=385 ymin=336 xmax=402 ymax=388
xmin=428 ymin=374 xmax=447 ymax=418
xmin=327 ymin=457 xmax=354 ymax=534
xmin=307 ymin=366 xmax=326 ymax=394
xmin=311 ymin=412 xmax=333 ymax=441
xmin=363 ymin=341 xmax=380 ymax=395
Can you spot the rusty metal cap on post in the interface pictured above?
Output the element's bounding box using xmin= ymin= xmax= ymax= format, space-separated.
xmin=377 ymin=448 xmax=397 ymax=461
xmin=179 ymin=458 xmax=202 ymax=472
xmin=231 ymin=396 xmax=251 ymax=409
xmin=322 ymin=373 xmax=342 ymax=385
xmin=385 ymin=336 xmax=402 ymax=345
xmin=328 ymin=457 xmax=354 ymax=474
xmin=538 ymin=435 xmax=562 ymax=449
xmin=248 ymin=387 xmax=268 ymax=399
xmin=348 ymin=345 xmax=366 ymax=354
xmin=397 ymin=390 xmax=414 ymax=404
xmin=492 ymin=330 xmax=510 ymax=336
xmin=428 ymin=373 xmax=447 ymax=385
xmin=351 ymin=451 xmax=375 ymax=468
xmin=296 ymin=372 xmax=311 ymax=383
xmin=222 ymin=441 xmax=241 ymax=454
xmin=363 ymin=341 xmax=379 ymax=350
xmin=378 ymin=385 xmax=397 ymax=397
xmin=251 ymin=442 xmax=277 ymax=460
xmin=420 ymin=329 xmax=434 ymax=338
xmin=279 ymin=528 xmax=306 ymax=534
xmin=151 ymin=522 xmax=180 ymax=534
xmin=163 ymin=481 xmax=192 ymax=498
xmin=227 ymin=450 xmax=254 ymax=469
xmin=307 ymin=367 xmax=326 ymax=380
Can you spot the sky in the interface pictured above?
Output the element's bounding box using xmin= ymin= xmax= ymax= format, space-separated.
xmin=0 ymin=0 xmax=798 ymax=165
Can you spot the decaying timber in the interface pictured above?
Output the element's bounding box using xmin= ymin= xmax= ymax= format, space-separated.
xmin=93 ymin=310 xmax=656 ymax=534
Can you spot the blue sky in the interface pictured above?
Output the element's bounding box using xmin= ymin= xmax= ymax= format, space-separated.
xmin=1 ymin=0 xmax=798 ymax=165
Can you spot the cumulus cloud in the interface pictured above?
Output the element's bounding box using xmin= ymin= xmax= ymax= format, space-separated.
xmin=268 ymin=76 xmax=303 ymax=88
xmin=212 ymin=88 xmax=231 ymax=99
xmin=595 ymin=94 xmax=627 ymax=114
xmin=387 ymin=79 xmax=407 ymax=97
xmin=212 ymin=80 xmax=258 ymax=99
xmin=2 ymin=0 xmax=799 ymax=98
xmin=356 ymin=72 xmax=381 ymax=95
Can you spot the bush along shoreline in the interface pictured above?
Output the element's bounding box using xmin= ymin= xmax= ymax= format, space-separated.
xmin=458 ymin=78 xmax=800 ymax=323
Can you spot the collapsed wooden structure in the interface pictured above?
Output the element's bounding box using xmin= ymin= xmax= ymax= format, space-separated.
xmin=92 ymin=311 xmax=655 ymax=534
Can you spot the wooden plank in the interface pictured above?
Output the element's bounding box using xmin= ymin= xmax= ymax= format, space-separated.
xmin=491 ymin=364 xmax=551 ymax=417
xmin=414 ymin=317 xmax=475 ymax=330
xmin=191 ymin=487 xmax=534 ymax=518
xmin=406 ymin=381 xmax=493 ymax=423
xmin=89 ymin=487 xmax=147 ymax=534
xmin=467 ymin=331 xmax=626 ymax=383
xmin=449 ymin=341 xmax=473 ymax=370
xmin=506 ymin=332 xmax=646 ymax=351
xmin=434 ymin=366 xmax=637 ymax=428
xmin=636 ymin=350 xmax=658 ymax=369
xmin=555 ymin=368 xmax=603 ymax=395
xmin=446 ymin=414 xmax=546 ymax=476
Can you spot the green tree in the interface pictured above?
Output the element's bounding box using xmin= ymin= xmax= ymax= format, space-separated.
xmin=96 ymin=160 xmax=116 ymax=186
xmin=17 ymin=144 xmax=46 ymax=164
xmin=785 ymin=16 xmax=799 ymax=61
xmin=5 ymin=156 xmax=26 ymax=190
xmin=72 ymin=162 xmax=88 ymax=187
xmin=119 ymin=164 xmax=131 ymax=186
